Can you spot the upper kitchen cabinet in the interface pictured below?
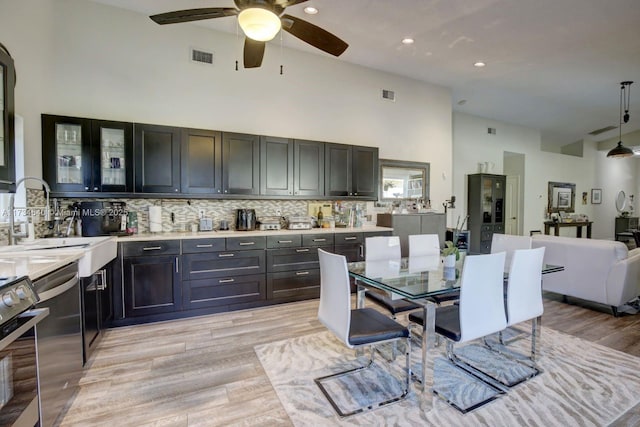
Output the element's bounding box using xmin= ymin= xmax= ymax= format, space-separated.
xmin=43 ymin=115 xmax=133 ymax=194
xmin=223 ymin=132 xmax=259 ymax=196
xmin=325 ymin=143 xmax=378 ymax=199
xmin=134 ymin=123 xmax=181 ymax=194
xmin=259 ymin=137 xmax=325 ymax=198
xmin=0 ymin=46 xmax=15 ymax=191
xmin=181 ymin=128 xmax=222 ymax=195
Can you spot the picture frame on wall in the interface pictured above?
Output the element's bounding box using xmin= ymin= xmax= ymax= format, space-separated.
xmin=591 ymin=188 xmax=602 ymax=204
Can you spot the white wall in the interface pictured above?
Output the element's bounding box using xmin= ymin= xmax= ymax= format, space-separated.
xmin=453 ymin=112 xmax=611 ymax=239
xmin=0 ymin=0 xmax=453 ymax=206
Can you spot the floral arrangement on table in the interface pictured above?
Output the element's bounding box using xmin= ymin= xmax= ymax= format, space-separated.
xmin=442 ymin=241 xmax=460 ymax=260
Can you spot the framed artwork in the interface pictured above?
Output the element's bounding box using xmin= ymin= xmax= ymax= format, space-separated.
xmin=557 ymin=191 xmax=571 ymax=209
xmin=591 ymin=188 xmax=602 ymax=204
xmin=582 ymin=191 xmax=588 ymax=205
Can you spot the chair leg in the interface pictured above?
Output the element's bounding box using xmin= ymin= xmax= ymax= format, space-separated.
xmin=530 ymin=316 xmax=541 ymax=362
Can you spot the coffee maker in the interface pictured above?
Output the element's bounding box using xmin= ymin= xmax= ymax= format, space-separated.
xmin=80 ymin=201 xmax=127 ymax=236
xmin=235 ymin=209 xmax=256 ymax=231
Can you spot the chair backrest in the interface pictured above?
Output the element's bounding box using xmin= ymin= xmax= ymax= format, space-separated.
xmin=317 ymin=249 xmax=352 ymax=346
xmin=491 ymin=234 xmax=532 ymax=268
xmin=633 ymin=230 xmax=640 ymax=248
xmin=409 ymin=234 xmax=440 ymax=257
xmin=365 ymin=236 xmax=401 ymax=261
xmin=459 ymin=252 xmax=507 ymax=343
xmin=506 ymin=247 xmax=545 ymax=326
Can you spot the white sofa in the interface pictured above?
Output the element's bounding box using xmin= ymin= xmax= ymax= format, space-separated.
xmin=531 ymin=234 xmax=640 ymax=315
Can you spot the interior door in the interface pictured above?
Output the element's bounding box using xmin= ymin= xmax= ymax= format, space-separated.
xmin=506 ymin=175 xmax=520 ymax=234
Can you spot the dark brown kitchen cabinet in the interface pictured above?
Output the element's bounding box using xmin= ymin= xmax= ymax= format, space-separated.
xmin=121 ymin=240 xmax=181 ymax=317
xmin=467 ymin=173 xmax=506 ymax=254
xmin=134 ymin=123 xmax=181 ymax=194
xmin=325 ymin=143 xmax=378 ymax=199
xmin=223 ymin=132 xmax=259 ymax=195
xmin=0 ymin=47 xmax=15 ymax=191
xmin=181 ymin=128 xmax=222 ymax=194
xmin=43 ymin=115 xmax=134 ymax=194
xmin=260 ymin=137 xmax=325 ymax=198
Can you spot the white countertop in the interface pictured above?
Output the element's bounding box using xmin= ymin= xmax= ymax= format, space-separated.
xmin=117 ymin=226 xmax=393 ymax=242
xmin=0 ymin=251 xmax=83 ymax=280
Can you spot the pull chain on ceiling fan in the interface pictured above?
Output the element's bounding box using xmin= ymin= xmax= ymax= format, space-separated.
xmin=150 ymin=0 xmax=348 ymax=69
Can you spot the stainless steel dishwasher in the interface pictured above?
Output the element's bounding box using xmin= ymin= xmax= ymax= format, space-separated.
xmin=33 ymin=262 xmax=83 ymax=427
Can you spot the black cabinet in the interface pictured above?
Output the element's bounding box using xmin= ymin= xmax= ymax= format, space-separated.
xmin=467 ymin=173 xmax=506 ymax=254
xmin=260 ymin=135 xmax=293 ymax=196
xmin=122 ymin=241 xmax=181 ymax=317
xmin=134 ymin=123 xmax=181 ymax=194
xmin=81 ymin=266 xmax=112 ymax=365
xmin=294 ymin=139 xmax=324 ymax=197
xmin=0 ymin=47 xmax=15 ymax=191
xmin=181 ymin=128 xmax=222 ymax=194
xmin=223 ymin=132 xmax=259 ymax=195
xmin=325 ymin=143 xmax=378 ymax=199
xmin=42 ymin=115 xmax=134 ymax=194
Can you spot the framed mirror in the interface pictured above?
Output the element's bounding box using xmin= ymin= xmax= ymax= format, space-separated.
xmin=548 ymin=182 xmax=576 ymax=213
xmin=615 ymin=190 xmax=627 ymax=212
xmin=379 ymin=159 xmax=430 ymax=202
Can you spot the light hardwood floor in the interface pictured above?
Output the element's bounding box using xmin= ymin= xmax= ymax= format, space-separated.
xmin=60 ymin=295 xmax=640 ymax=426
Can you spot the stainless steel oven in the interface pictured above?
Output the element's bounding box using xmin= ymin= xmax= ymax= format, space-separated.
xmin=0 ymin=276 xmax=45 ymax=427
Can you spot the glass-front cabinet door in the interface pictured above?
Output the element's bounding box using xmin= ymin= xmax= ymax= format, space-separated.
xmin=55 ymin=123 xmax=83 ymax=186
xmin=42 ymin=115 xmax=90 ymax=193
xmin=482 ymin=177 xmax=493 ymax=223
xmin=0 ymin=45 xmax=15 ymax=190
xmin=91 ymin=120 xmax=133 ymax=192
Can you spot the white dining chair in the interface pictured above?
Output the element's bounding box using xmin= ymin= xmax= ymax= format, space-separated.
xmin=409 ymin=234 xmax=441 ymax=257
xmin=315 ymin=249 xmax=411 ymax=417
xmin=491 ymin=234 xmax=532 ymax=269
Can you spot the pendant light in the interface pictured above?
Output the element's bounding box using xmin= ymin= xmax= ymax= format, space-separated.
xmin=607 ymin=81 xmax=634 ymax=158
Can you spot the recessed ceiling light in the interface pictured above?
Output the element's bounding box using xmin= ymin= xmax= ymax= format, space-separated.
xmin=304 ymin=6 xmax=318 ymax=14
xmin=474 ymin=61 xmax=486 ymax=68
xmin=401 ymin=38 xmax=414 ymax=45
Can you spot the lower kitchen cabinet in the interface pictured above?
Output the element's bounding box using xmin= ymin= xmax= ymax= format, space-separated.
xmin=123 ymin=254 xmax=181 ymax=317
xmin=81 ymin=266 xmax=113 ymax=364
xmin=267 ymin=269 xmax=321 ymax=300
xmin=183 ymin=274 xmax=266 ymax=310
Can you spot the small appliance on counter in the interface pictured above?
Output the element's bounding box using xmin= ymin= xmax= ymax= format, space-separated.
xmin=80 ymin=201 xmax=127 ymax=236
xmin=199 ymin=217 xmax=213 ymax=231
xmin=287 ymin=216 xmax=313 ymax=230
xmin=258 ymin=216 xmax=282 ymax=231
xmin=236 ymin=209 xmax=257 ymax=231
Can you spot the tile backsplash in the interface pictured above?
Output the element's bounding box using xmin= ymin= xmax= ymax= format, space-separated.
xmin=18 ymin=189 xmax=374 ymax=238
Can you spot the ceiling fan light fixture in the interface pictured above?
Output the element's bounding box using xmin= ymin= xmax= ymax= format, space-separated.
xmin=238 ymin=7 xmax=281 ymax=42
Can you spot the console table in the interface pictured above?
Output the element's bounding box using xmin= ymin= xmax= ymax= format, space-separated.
xmin=544 ymin=221 xmax=592 ymax=238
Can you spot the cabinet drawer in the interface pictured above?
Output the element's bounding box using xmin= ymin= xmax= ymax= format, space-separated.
xmin=182 ymin=250 xmax=265 ymax=280
xmin=266 ymin=246 xmax=332 ymax=272
xmin=302 ymin=234 xmax=334 ymax=247
xmin=334 ymin=232 xmax=363 ymax=244
xmin=480 ymin=241 xmax=492 ymax=253
xmin=481 ymin=231 xmax=493 ymax=241
xmin=226 ymin=236 xmax=266 ymax=251
xmin=182 ymin=238 xmax=225 ymax=253
xmin=121 ymin=240 xmax=180 ymax=257
xmin=266 ymin=270 xmax=320 ymax=300
xmin=481 ymin=225 xmax=493 ymax=232
xmin=266 ymin=235 xmax=302 ymax=248
xmin=183 ymin=274 xmax=266 ymax=309
xmin=493 ymin=225 xmax=504 ymax=233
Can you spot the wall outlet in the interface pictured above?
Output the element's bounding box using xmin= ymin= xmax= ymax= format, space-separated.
xmin=199 ymin=209 xmax=205 ymax=218
xmin=276 ymin=209 xmax=282 ymax=216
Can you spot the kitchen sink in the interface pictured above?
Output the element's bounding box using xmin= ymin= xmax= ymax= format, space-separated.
xmin=0 ymin=236 xmax=117 ymax=277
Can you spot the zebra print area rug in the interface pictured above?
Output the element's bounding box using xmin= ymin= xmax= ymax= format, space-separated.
xmin=254 ymin=328 xmax=640 ymax=426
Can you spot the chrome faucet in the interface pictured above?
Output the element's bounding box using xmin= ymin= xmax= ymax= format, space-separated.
xmin=8 ymin=176 xmax=51 ymax=245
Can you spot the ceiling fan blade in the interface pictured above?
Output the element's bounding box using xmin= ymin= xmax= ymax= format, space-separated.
xmin=280 ymin=14 xmax=348 ymax=57
xmin=274 ymin=0 xmax=308 ymax=7
xmin=244 ymin=38 xmax=266 ymax=68
xmin=150 ymin=8 xmax=237 ymax=25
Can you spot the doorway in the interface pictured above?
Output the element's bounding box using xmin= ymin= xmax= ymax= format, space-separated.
xmin=503 ymin=152 xmax=525 ymax=235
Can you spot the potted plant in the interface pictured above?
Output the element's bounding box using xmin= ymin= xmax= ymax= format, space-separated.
xmin=442 ymin=240 xmax=459 ymax=268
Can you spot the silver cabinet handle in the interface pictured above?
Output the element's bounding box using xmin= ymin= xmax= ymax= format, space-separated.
xmin=218 ymin=278 xmax=235 ymax=283
xmin=143 ymin=246 xmax=162 ymax=251
xmin=175 ymin=257 xmax=179 ymax=273
xmin=296 ymin=271 xmax=310 ymax=276
xmin=38 ymin=273 xmax=79 ymax=302
xmin=344 ymin=237 xmax=357 ymax=241
xmin=196 ymin=244 xmax=213 ymax=248
xmin=359 ymin=244 xmax=364 ymax=258
xmin=278 ymin=240 xmax=293 ymax=244
xmin=218 ymin=253 xmax=234 ymax=258
xmin=313 ymin=238 xmax=326 ymax=242
xmin=296 ymin=248 xmax=310 ymax=253
xmin=239 ymin=242 xmax=255 ymax=246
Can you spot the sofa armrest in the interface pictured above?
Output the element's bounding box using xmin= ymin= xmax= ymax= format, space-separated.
xmin=607 ymin=251 xmax=640 ymax=306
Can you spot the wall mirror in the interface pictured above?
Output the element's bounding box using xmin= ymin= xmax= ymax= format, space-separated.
xmin=615 ymin=190 xmax=627 ymax=212
xmin=379 ymin=159 xmax=430 ymax=202
xmin=548 ymin=181 xmax=576 ymax=213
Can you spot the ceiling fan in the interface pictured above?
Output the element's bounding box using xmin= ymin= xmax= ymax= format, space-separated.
xmin=150 ymin=0 xmax=348 ymax=68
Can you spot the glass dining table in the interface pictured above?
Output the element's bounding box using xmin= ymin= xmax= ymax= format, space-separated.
xmin=347 ymin=255 xmax=564 ymax=398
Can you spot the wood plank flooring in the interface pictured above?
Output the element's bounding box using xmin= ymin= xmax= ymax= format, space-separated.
xmin=60 ymin=295 xmax=640 ymax=426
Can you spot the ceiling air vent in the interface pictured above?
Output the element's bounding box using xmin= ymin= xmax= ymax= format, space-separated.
xmin=588 ymin=125 xmax=617 ymax=136
xmin=190 ymin=48 xmax=214 ymax=65
xmin=488 ymin=127 xmax=497 ymax=135
xmin=381 ymin=89 xmax=395 ymax=102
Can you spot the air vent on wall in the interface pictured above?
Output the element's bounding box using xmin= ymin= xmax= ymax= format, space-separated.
xmin=588 ymin=125 xmax=617 ymax=136
xmin=488 ymin=127 xmax=497 ymax=135
xmin=190 ymin=48 xmax=214 ymax=65
xmin=381 ymin=89 xmax=396 ymax=102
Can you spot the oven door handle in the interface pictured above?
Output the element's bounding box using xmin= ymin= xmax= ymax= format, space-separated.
xmin=37 ymin=273 xmax=79 ymax=302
